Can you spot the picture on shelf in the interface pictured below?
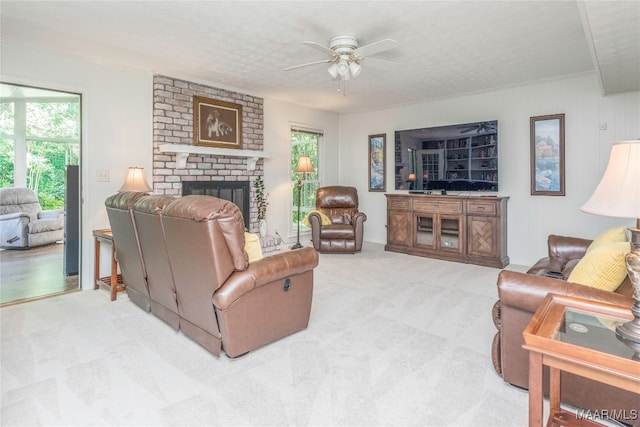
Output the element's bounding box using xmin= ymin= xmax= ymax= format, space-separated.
xmin=394 ymin=120 xmax=498 ymax=192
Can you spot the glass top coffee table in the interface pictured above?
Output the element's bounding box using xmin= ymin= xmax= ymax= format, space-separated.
xmin=523 ymin=293 xmax=639 ymax=426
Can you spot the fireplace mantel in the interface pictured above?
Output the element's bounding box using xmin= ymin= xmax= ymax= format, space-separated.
xmin=158 ymin=143 xmax=271 ymax=170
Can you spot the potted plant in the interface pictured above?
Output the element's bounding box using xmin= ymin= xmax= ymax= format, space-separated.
xmin=255 ymin=176 xmax=269 ymax=237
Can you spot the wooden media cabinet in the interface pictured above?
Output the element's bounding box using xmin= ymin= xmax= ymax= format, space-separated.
xmin=385 ymin=193 xmax=509 ymax=268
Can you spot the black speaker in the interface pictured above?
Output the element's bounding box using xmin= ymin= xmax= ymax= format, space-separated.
xmin=64 ymin=165 xmax=79 ymax=276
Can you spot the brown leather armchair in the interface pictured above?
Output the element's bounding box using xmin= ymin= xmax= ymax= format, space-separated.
xmin=492 ymin=235 xmax=637 ymax=424
xmin=308 ymin=186 xmax=366 ymax=253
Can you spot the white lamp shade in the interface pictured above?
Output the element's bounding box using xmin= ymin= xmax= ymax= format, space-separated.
xmin=581 ymin=140 xmax=640 ymax=220
xmin=118 ymin=167 xmax=152 ymax=192
xmin=294 ymin=156 xmax=315 ymax=174
xmin=337 ymin=59 xmax=350 ymax=77
xmin=349 ymin=61 xmax=362 ymax=78
xmin=327 ymin=63 xmax=339 ymax=79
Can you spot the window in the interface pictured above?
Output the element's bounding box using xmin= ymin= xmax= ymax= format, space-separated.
xmin=0 ymin=102 xmax=15 ymax=186
xmin=0 ymin=83 xmax=80 ymax=209
xmin=291 ymin=127 xmax=321 ymax=237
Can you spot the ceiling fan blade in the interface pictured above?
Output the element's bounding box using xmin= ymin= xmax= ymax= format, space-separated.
xmin=302 ymin=41 xmax=336 ymax=57
xmin=361 ymin=56 xmax=400 ymax=70
xmin=283 ymin=59 xmax=334 ymax=71
xmin=355 ymin=39 xmax=398 ymax=57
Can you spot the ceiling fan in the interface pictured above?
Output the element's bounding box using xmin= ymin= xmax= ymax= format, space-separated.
xmin=283 ymin=35 xmax=399 ymax=81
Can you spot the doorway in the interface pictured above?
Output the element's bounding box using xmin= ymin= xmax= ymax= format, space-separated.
xmin=0 ymin=82 xmax=82 ymax=305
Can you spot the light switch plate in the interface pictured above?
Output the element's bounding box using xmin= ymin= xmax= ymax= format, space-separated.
xmin=97 ymin=170 xmax=110 ymax=182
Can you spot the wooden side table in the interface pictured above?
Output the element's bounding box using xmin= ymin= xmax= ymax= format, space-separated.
xmin=93 ymin=229 xmax=125 ymax=301
xmin=523 ymin=293 xmax=639 ymax=426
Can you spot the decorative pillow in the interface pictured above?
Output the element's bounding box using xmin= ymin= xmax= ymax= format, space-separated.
xmin=586 ymin=227 xmax=628 ymax=253
xmin=244 ymin=232 xmax=263 ymax=263
xmin=568 ymin=241 xmax=630 ymax=292
xmin=303 ymin=210 xmax=332 ymax=227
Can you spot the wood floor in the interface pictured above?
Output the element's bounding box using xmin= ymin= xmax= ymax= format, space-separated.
xmin=0 ymin=243 xmax=80 ymax=306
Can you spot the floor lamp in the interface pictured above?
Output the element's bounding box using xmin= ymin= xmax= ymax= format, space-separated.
xmin=581 ymin=140 xmax=640 ymax=350
xmin=292 ymin=155 xmax=315 ymax=250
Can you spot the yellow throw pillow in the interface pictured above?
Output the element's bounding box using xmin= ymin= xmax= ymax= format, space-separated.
xmin=303 ymin=210 xmax=331 ymax=227
xmin=587 ymin=227 xmax=628 ymax=253
xmin=244 ymin=232 xmax=263 ymax=263
xmin=568 ymin=241 xmax=630 ymax=292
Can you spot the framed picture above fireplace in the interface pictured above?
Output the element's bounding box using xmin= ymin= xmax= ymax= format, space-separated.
xmin=193 ymin=96 xmax=243 ymax=149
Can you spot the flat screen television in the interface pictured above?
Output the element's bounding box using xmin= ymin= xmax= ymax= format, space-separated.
xmin=394 ymin=120 xmax=498 ymax=192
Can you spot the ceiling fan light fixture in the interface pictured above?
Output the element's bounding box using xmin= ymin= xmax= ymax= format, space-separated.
xmin=349 ymin=61 xmax=361 ymax=78
xmin=337 ymin=59 xmax=350 ymax=77
xmin=327 ymin=63 xmax=339 ymax=79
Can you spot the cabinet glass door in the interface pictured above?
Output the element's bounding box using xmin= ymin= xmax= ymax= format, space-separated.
xmin=440 ymin=216 xmax=461 ymax=251
xmin=415 ymin=214 xmax=435 ymax=248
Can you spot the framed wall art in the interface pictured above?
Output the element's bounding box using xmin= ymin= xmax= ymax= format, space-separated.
xmin=193 ymin=96 xmax=243 ymax=149
xmin=368 ymin=133 xmax=386 ymax=192
xmin=530 ymin=114 xmax=565 ymax=196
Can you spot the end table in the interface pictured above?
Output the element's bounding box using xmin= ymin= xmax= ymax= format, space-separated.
xmin=523 ymin=293 xmax=639 ymax=426
xmin=92 ymin=229 xmax=125 ymax=301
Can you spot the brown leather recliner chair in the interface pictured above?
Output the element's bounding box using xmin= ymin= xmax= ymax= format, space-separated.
xmin=492 ymin=235 xmax=637 ymax=425
xmin=132 ymin=195 xmax=179 ymax=329
xmin=105 ymin=191 xmax=150 ymax=311
xmin=308 ymin=186 xmax=366 ymax=253
xmin=160 ymin=195 xmax=319 ymax=358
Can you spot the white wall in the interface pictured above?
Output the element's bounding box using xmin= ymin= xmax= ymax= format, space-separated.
xmin=339 ymin=75 xmax=640 ymax=266
xmin=4 ymin=40 xmax=638 ymax=278
xmin=2 ymin=41 xmax=153 ymax=289
xmin=263 ymin=98 xmax=339 ymax=242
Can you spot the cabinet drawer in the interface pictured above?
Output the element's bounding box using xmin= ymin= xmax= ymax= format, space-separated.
xmin=413 ymin=199 xmax=463 ymax=214
xmin=388 ymin=198 xmax=410 ymax=210
xmin=468 ymin=200 xmax=497 ymax=215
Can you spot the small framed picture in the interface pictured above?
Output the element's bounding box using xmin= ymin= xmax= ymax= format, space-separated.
xmin=368 ymin=134 xmax=386 ymax=192
xmin=530 ymin=114 xmax=565 ymax=196
xmin=193 ymin=96 xmax=243 ymax=149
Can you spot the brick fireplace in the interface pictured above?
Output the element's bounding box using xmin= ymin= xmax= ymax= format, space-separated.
xmin=152 ymin=75 xmax=264 ymax=232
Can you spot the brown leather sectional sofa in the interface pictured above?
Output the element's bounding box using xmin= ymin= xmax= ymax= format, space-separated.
xmin=105 ymin=192 xmax=319 ymax=358
xmin=492 ymin=235 xmax=637 ymax=424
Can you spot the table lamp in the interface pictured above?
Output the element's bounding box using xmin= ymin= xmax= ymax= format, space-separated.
xmin=407 ymin=173 xmax=416 ymax=190
xmin=291 ymin=156 xmax=315 ymax=250
xmin=581 ymin=140 xmax=640 ymax=349
xmin=118 ymin=167 xmax=152 ymax=192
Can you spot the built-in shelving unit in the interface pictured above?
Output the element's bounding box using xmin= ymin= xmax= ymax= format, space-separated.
xmin=423 ymin=133 xmax=498 ymax=187
xmin=158 ymin=143 xmax=271 ymax=170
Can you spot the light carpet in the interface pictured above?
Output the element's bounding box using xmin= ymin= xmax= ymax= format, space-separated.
xmin=1 ymin=243 xmax=532 ymax=426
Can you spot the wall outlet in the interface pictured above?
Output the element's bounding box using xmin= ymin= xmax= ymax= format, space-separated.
xmin=97 ymin=170 xmax=110 ymax=182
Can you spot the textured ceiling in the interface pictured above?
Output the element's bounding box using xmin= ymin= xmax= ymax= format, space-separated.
xmin=1 ymin=1 xmax=638 ymax=113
